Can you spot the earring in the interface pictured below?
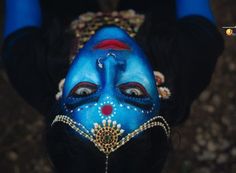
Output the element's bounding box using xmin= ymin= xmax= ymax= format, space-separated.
xmin=153 ymin=71 xmax=171 ymax=100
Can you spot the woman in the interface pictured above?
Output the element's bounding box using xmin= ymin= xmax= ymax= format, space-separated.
xmin=2 ymin=0 xmax=224 ymax=173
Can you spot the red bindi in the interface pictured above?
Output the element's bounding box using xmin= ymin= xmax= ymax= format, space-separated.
xmin=101 ymin=104 xmax=113 ymax=116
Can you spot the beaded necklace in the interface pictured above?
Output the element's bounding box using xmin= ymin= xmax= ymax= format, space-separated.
xmin=51 ymin=114 xmax=170 ymax=173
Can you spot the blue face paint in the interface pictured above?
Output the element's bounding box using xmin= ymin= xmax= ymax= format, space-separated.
xmin=61 ymin=26 xmax=159 ymax=135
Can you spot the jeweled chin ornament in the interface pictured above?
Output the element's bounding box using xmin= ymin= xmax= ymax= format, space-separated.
xmin=52 ymin=10 xmax=171 ymax=173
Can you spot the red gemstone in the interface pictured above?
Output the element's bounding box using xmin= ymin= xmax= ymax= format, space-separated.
xmin=101 ymin=105 xmax=113 ymax=116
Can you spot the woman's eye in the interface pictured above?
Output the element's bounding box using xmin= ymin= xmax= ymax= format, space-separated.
xmin=123 ymin=88 xmax=144 ymax=97
xmin=70 ymin=82 xmax=97 ymax=97
xmin=75 ymin=87 xmax=94 ymax=96
xmin=119 ymin=82 xmax=149 ymax=98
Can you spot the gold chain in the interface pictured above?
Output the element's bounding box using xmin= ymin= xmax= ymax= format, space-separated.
xmin=51 ymin=115 xmax=170 ymax=155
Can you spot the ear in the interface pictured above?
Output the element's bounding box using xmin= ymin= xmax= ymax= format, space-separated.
xmin=153 ymin=71 xmax=171 ymax=100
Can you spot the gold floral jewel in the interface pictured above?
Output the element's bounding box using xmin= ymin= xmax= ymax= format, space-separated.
xmin=69 ymin=10 xmax=145 ymax=63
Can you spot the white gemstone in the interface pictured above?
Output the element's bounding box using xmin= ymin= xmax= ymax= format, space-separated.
xmin=113 ymin=121 xmax=117 ymax=125
xmin=94 ymin=123 xmax=98 ymax=127
xmin=117 ymin=124 xmax=121 ymax=129
xmin=120 ymin=129 xmax=125 ymax=134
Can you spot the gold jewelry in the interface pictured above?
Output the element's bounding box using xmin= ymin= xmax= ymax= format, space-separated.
xmin=51 ymin=115 xmax=170 ymax=154
xmin=153 ymin=71 xmax=171 ymax=99
xmin=158 ymin=87 xmax=171 ymax=99
xmin=51 ymin=115 xmax=170 ymax=173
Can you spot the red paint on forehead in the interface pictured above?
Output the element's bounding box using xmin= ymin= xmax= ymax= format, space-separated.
xmin=94 ymin=39 xmax=130 ymax=50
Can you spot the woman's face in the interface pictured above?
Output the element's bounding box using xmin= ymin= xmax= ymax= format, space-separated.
xmin=49 ymin=26 xmax=169 ymax=173
xmin=62 ymin=26 xmax=160 ymax=136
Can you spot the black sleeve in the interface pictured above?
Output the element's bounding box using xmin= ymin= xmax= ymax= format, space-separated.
xmin=136 ymin=16 xmax=224 ymax=125
xmin=1 ymin=27 xmax=69 ymax=115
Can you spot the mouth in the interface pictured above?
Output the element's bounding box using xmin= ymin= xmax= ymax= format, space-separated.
xmin=94 ymin=39 xmax=130 ymax=50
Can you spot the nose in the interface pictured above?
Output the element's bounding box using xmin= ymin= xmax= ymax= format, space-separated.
xmin=97 ymin=52 xmax=125 ymax=90
xmin=96 ymin=52 xmax=125 ymax=118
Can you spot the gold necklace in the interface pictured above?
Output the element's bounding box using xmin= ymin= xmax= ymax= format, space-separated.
xmin=51 ymin=115 xmax=170 ymax=173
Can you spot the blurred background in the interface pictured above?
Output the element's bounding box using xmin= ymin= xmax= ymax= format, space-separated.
xmin=0 ymin=0 xmax=235 ymax=173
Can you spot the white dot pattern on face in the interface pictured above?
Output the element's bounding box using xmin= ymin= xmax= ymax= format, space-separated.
xmin=98 ymin=97 xmax=117 ymax=120
xmin=63 ymin=99 xmax=155 ymax=117
xmin=118 ymin=103 xmax=155 ymax=115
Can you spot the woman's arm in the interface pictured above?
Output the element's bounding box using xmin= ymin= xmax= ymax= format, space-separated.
xmin=2 ymin=0 xmax=57 ymax=115
xmin=176 ymin=0 xmax=215 ymax=23
xmin=4 ymin=0 xmax=42 ymax=38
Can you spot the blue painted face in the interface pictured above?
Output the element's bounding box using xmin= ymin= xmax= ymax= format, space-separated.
xmin=61 ymin=26 xmax=160 ymax=137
